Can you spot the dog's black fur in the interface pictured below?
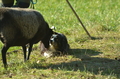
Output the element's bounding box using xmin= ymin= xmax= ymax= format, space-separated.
xmin=40 ymin=32 xmax=70 ymax=57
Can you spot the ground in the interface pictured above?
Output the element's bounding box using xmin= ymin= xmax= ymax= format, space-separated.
xmin=0 ymin=0 xmax=120 ymax=79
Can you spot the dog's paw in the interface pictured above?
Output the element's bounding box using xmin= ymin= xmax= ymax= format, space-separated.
xmin=43 ymin=51 xmax=53 ymax=58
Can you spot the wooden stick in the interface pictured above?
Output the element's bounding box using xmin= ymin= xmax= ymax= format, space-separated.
xmin=66 ymin=0 xmax=92 ymax=39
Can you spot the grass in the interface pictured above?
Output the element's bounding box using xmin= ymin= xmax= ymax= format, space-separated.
xmin=0 ymin=0 xmax=120 ymax=79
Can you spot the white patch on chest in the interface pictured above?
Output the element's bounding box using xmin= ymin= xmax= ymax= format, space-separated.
xmin=43 ymin=51 xmax=53 ymax=58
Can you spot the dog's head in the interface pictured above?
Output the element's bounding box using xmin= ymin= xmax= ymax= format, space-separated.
xmin=49 ymin=33 xmax=62 ymax=51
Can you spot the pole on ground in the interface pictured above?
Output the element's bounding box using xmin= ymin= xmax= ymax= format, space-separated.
xmin=66 ymin=0 xmax=92 ymax=39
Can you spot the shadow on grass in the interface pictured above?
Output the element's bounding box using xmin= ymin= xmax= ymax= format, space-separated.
xmin=29 ymin=49 xmax=120 ymax=78
xmin=69 ymin=49 xmax=102 ymax=56
xmin=90 ymin=36 xmax=103 ymax=40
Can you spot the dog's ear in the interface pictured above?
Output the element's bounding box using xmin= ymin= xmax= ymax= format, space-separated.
xmin=60 ymin=34 xmax=70 ymax=53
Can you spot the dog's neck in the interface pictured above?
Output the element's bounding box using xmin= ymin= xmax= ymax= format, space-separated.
xmin=49 ymin=44 xmax=56 ymax=52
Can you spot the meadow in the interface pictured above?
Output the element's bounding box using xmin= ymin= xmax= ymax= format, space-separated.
xmin=0 ymin=0 xmax=120 ymax=79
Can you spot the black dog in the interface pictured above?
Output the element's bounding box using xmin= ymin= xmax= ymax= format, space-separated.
xmin=40 ymin=33 xmax=70 ymax=57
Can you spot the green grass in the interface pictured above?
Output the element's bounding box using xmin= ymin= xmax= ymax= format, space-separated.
xmin=0 ymin=0 xmax=120 ymax=79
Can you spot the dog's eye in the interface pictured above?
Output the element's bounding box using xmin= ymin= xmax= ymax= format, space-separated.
xmin=51 ymin=36 xmax=54 ymax=39
xmin=51 ymin=36 xmax=53 ymax=38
